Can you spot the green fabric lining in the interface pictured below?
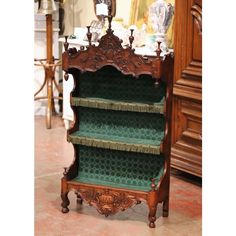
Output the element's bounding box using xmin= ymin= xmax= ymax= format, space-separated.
xmin=68 ymin=131 xmax=161 ymax=154
xmin=71 ymin=97 xmax=164 ymax=114
xmin=78 ymin=107 xmax=165 ymax=142
xmin=78 ymin=66 xmax=166 ymax=104
xmin=70 ymin=66 xmax=166 ymax=192
xmin=73 ymin=145 xmax=164 ymax=191
xmin=68 ymin=107 xmax=165 ymax=154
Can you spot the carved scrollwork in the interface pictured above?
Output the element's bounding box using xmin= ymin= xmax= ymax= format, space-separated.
xmin=68 ymin=47 xmax=78 ymax=56
xmin=79 ymin=189 xmax=140 ymax=216
xmin=99 ymin=32 xmax=123 ymax=51
xmin=191 ymin=4 xmax=202 ymax=35
xmin=62 ymin=25 xmax=162 ymax=79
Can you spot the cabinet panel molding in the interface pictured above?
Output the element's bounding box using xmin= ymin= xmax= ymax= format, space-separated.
xmin=171 ymin=94 xmax=202 ymax=175
xmin=171 ymin=0 xmax=202 ymax=176
xmin=174 ymin=0 xmax=202 ymax=88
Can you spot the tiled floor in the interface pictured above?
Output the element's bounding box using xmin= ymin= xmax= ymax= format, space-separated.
xmin=35 ymin=115 xmax=202 ymax=236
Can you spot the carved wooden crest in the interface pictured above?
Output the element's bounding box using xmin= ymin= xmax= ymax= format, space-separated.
xmin=79 ymin=189 xmax=140 ymax=216
xmin=62 ymin=17 xmax=162 ymax=82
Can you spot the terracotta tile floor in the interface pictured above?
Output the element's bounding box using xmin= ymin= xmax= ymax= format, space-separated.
xmin=35 ymin=115 xmax=202 ymax=236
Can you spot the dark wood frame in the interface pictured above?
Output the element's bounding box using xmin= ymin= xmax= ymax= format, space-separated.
xmin=61 ymin=15 xmax=173 ymax=228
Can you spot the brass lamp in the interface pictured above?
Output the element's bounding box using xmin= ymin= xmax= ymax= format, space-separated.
xmin=34 ymin=0 xmax=62 ymax=129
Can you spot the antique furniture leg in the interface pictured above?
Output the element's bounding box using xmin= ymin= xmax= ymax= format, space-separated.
xmin=147 ymin=199 xmax=158 ymax=228
xmin=163 ymin=198 xmax=169 ymax=217
xmin=147 ymin=179 xmax=158 ymax=228
xmin=61 ymin=177 xmax=70 ymax=213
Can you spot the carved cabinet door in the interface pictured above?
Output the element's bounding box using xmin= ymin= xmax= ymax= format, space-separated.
xmin=171 ymin=0 xmax=202 ymax=176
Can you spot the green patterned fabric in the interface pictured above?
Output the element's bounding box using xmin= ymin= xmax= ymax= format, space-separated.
xmin=73 ymin=145 xmax=164 ymax=191
xmin=77 ymin=66 xmax=166 ymax=105
xmin=68 ymin=107 xmax=165 ymax=154
xmin=70 ymin=66 xmax=166 ymax=192
xmin=71 ymin=97 xmax=164 ymax=114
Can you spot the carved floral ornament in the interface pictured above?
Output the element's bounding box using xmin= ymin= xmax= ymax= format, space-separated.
xmin=63 ymin=32 xmax=162 ymax=81
xmin=79 ymin=189 xmax=140 ymax=216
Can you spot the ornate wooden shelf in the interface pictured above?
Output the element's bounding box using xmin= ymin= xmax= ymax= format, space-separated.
xmin=71 ymin=97 xmax=165 ymax=114
xmin=68 ymin=130 xmax=163 ymax=155
xmin=61 ymin=13 xmax=174 ymax=228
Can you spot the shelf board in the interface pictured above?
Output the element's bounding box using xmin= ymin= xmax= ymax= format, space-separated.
xmin=72 ymin=176 xmax=157 ymax=192
xmin=71 ymin=97 xmax=165 ymax=114
xmin=69 ymin=145 xmax=165 ymax=192
xmin=68 ymin=131 xmax=163 ymax=155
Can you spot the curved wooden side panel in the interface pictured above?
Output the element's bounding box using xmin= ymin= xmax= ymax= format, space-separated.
xmin=63 ymin=144 xmax=79 ymax=181
xmin=159 ymin=54 xmax=174 ymax=203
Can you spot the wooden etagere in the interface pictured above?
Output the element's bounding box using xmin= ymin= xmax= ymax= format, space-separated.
xmin=61 ymin=14 xmax=173 ymax=228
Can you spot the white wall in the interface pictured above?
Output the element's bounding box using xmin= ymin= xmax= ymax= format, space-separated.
xmin=115 ymin=0 xmax=132 ymax=26
xmin=63 ymin=0 xmax=132 ymax=30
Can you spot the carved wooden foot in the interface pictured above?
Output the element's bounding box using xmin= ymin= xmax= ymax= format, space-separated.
xmin=148 ymin=205 xmax=157 ymax=228
xmin=75 ymin=192 xmax=83 ymax=204
xmin=163 ymin=198 xmax=169 ymax=217
xmin=61 ymin=192 xmax=70 ymax=213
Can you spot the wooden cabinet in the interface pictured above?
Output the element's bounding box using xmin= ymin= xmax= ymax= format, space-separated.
xmin=61 ymin=18 xmax=174 ymax=227
xmin=171 ymin=0 xmax=202 ymax=177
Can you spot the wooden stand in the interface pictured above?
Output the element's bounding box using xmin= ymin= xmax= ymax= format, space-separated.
xmin=61 ymin=15 xmax=173 ymax=228
xmin=34 ymin=14 xmax=63 ymax=129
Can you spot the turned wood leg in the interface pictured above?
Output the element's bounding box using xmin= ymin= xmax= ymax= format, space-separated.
xmin=61 ymin=192 xmax=70 ymax=213
xmin=163 ymin=198 xmax=169 ymax=217
xmin=61 ymin=177 xmax=70 ymax=213
xmin=147 ymin=181 xmax=158 ymax=228
xmin=75 ymin=192 xmax=83 ymax=204
xmin=148 ymin=205 xmax=158 ymax=228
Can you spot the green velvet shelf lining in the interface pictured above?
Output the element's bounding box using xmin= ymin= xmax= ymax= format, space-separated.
xmin=73 ymin=176 xmax=162 ymax=192
xmin=73 ymin=145 xmax=165 ymax=192
xmin=68 ymin=131 xmax=162 ymax=155
xmin=69 ymin=106 xmax=165 ymax=154
xmin=70 ymin=66 xmax=167 ymax=191
xmin=78 ymin=107 xmax=165 ymax=143
xmin=78 ymin=66 xmax=166 ymax=105
xmin=71 ymin=97 xmax=165 ymax=114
